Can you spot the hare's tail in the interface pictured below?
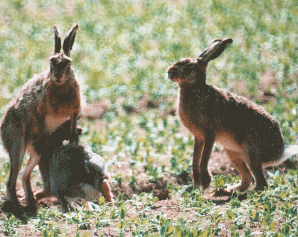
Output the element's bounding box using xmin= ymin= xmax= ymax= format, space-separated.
xmin=283 ymin=145 xmax=298 ymax=161
xmin=263 ymin=145 xmax=298 ymax=168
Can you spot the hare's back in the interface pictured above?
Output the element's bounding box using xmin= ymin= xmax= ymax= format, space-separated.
xmin=213 ymin=86 xmax=283 ymax=149
xmin=215 ymin=87 xmax=279 ymax=128
xmin=51 ymin=145 xmax=90 ymax=176
xmin=1 ymin=72 xmax=49 ymax=133
xmin=9 ymin=71 xmax=49 ymax=112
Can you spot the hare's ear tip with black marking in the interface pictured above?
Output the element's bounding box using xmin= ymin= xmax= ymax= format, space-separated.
xmin=211 ymin=38 xmax=233 ymax=44
xmin=223 ymin=38 xmax=233 ymax=46
xmin=199 ymin=37 xmax=233 ymax=62
xmin=71 ymin=24 xmax=79 ymax=35
xmin=72 ymin=23 xmax=79 ymax=31
xmin=53 ymin=24 xmax=60 ymax=32
xmin=53 ymin=24 xmax=61 ymax=33
xmin=53 ymin=25 xmax=62 ymax=54
xmin=224 ymin=38 xmax=233 ymax=43
xmin=220 ymin=38 xmax=233 ymax=51
xmin=62 ymin=23 xmax=79 ymax=57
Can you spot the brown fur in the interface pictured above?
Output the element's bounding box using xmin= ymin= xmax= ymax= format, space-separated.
xmin=101 ymin=179 xmax=114 ymax=203
xmin=49 ymin=144 xmax=114 ymax=213
xmin=167 ymin=38 xmax=289 ymax=196
xmin=1 ymin=24 xmax=81 ymax=217
xmin=35 ymin=121 xmax=83 ymax=202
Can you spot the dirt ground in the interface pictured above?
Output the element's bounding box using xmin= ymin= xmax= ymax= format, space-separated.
xmin=0 ymin=148 xmax=295 ymax=236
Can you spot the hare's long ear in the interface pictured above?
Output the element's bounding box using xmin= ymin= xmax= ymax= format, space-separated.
xmin=53 ymin=25 xmax=61 ymax=54
xmin=199 ymin=38 xmax=233 ymax=63
xmin=63 ymin=23 xmax=79 ymax=57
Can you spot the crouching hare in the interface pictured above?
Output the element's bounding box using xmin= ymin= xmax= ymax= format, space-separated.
xmin=35 ymin=120 xmax=83 ymax=202
xmin=167 ymin=38 xmax=298 ymax=196
xmin=50 ymin=144 xmax=114 ymax=213
xmin=1 ymin=24 xmax=81 ymax=217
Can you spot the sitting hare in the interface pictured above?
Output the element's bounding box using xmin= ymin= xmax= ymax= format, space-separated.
xmin=50 ymin=144 xmax=114 ymax=213
xmin=167 ymin=38 xmax=298 ymax=195
xmin=1 ymin=24 xmax=81 ymax=217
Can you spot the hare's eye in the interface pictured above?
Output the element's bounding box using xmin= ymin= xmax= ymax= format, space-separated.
xmin=183 ymin=65 xmax=193 ymax=75
xmin=50 ymin=58 xmax=58 ymax=66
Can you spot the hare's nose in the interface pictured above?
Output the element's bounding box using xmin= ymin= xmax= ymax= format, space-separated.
xmin=167 ymin=72 xmax=173 ymax=79
xmin=167 ymin=69 xmax=176 ymax=78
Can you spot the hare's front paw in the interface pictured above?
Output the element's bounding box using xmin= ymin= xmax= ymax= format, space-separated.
xmin=24 ymin=203 xmax=38 ymax=216
xmin=193 ymin=171 xmax=211 ymax=189
xmin=213 ymin=188 xmax=232 ymax=197
xmin=35 ymin=190 xmax=53 ymax=201
xmin=2 ymin=199 xmax=25 ymax=218
xmin=62 ymin=204 xmax=75 ymax=213
xmin=69 ymin=132 xmax=79 ymax=145
xmin=254 ymin=183 xmax=267 ymax=192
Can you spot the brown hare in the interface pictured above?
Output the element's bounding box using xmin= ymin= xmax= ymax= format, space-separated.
xmin=167 ymin=38 xmax=298 ymax=196
xmin=50 ymin=144 xmax=114 ymax=213
xmin=1 ymin=24 xmax=81 ymax=217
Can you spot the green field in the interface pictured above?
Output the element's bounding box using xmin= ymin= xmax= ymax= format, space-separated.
xmin=0 ymin=0 xmax=298 ymax=236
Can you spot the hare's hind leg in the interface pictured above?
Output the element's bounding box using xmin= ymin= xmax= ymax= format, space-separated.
xmin=193 ymin=139 xmax=204 ymax=187
xmin=2 ymin=137 xmax=26 ymax=217
xmin=247 ymin=150 xmax=268 ymax=191
xmin=56 ymin=192 xmax=73 ymax=213
xmin=193 ymin=132 xmax=215 ymax=188
xmin=215 ymin=149 xmax=254 ymax=197
xmin=35 ymin=156 xmax=53 ymax=201
xmin=20 ymin=148 xmax=41 ymax=215
xmin=101 ymin=179 xmax=114 ymax=203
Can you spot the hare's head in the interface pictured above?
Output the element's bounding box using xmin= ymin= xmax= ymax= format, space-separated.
xmin=167 ymin=38 xmax=233 ymax=86
xmin=49 ymin=24 xmax=79 ymax=85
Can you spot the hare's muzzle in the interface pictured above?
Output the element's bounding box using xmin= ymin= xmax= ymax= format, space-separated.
xmin=167 ymin=69 xmax=183 ymax=83
xmin=50 ymin=55 xmax=71 ymax=84
xmin=166 ymin=67 xmax=178 ymax=81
